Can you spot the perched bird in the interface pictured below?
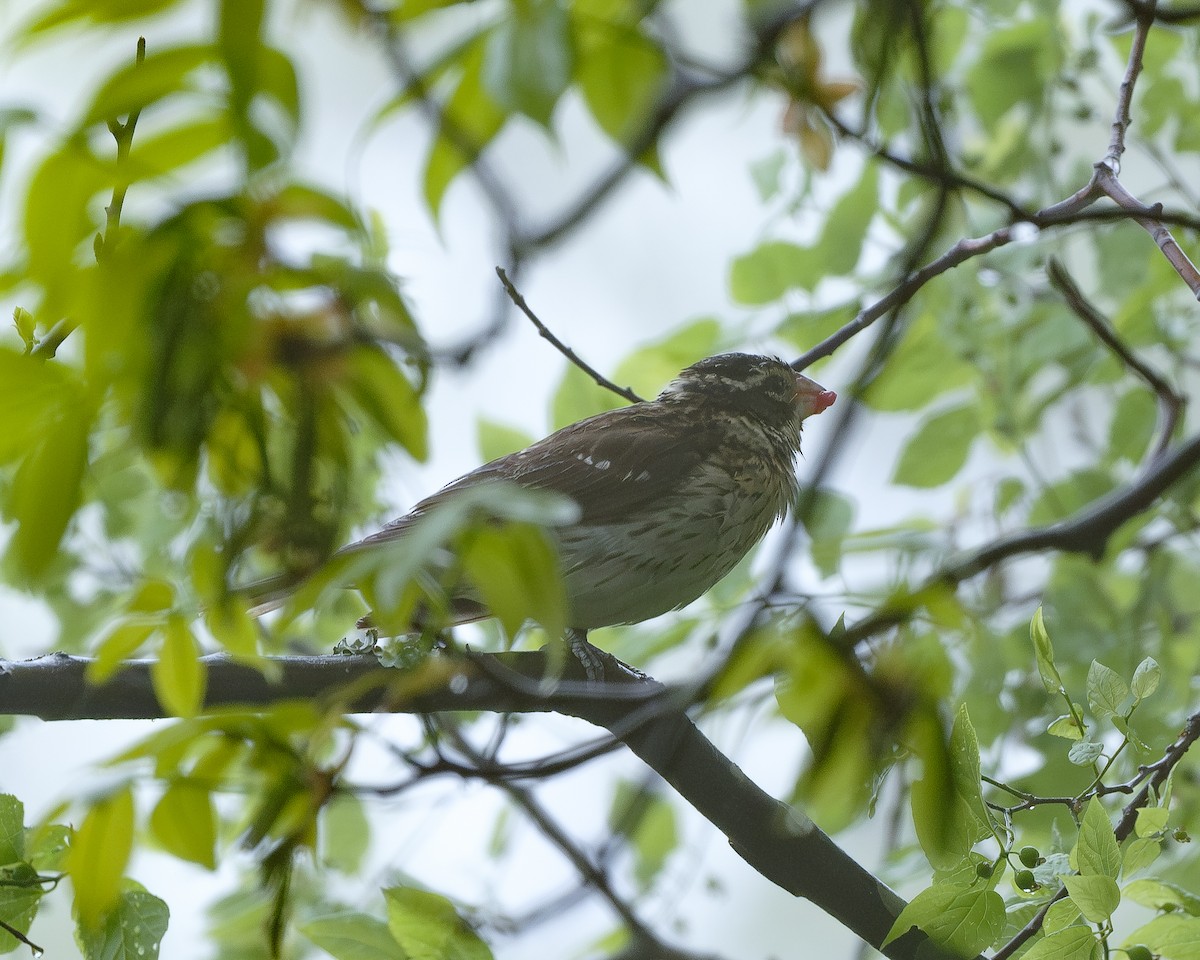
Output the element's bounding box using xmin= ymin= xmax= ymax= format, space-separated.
xmin=247 ymin=353 xmax=835 ymax=675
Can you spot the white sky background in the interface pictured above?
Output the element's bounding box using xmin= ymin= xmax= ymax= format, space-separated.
xmin=0 ymin=0 xmax=911 ymax=957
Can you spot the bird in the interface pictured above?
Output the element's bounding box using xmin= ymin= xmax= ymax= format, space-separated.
xmin=245 ymin=353 xmax=836 ymax=676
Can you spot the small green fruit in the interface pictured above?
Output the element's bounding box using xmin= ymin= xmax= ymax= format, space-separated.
xmin=1125 ymin=945 xmax=1154 ymax=960
xmin=1015 ymin=869 xmax=1038 ymax=892
xmin=1018 ymin=845 xmax=1041 ymax=868
xmin=975 ymin=862 xmax=994 ymax=879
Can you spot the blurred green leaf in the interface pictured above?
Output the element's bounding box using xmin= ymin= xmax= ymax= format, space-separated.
xmin=6 ymin=395 xmax=92 ymax=581
xmin=82 ymin=44 xmax=214 ymax=126
xmin=818 ymin=164 xmax=878 ymax=275
xmin=477 ymin=418 xmax=535 ymax=463
xmin=343 ymin=349 xmax=428 ymax=461
xmin=423 ymin=39 xmax=506 ymax=217
xmin=151 ymin=616 xmax=206 ymax=718
xmin=69 ymin=787 xmax=135 ymax=930
xmin=862 ymin=311 xmax=973 ymax=412
xmin=461 ymin=522 xmax=566 ymax=641
xmin=483 ymin=0 xmax=573 ymax=126
xmin=574 ymin=8 xmax=666 ymax=155
xmin=891 ymin=403 xmax=979 ymax=488
xmin=301 ymin=912 xmax=402 ymax=960
xmin=384 ymin=886 xmax=493 ymax=960
xmin=965 ymin=18 xmax=1057 ymax=126
xmin=150 ymin=781 xmax=216 ymax=869
xmin=320 ymin=794 xmax=371 ymax=875
xmin=730 ymin=240 xmax=820 ymax=304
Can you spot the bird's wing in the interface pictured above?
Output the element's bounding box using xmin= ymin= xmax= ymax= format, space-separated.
xmin=355 ymin=405 xmax=722 ymax=547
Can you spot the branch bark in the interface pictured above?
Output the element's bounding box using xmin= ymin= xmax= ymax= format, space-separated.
xmin=0 ymin=650 xmax=968 ymax=960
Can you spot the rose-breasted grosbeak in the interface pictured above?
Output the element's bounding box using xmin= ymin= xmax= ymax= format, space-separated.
xmin=247 ymin=353 xmax=835 ymax=674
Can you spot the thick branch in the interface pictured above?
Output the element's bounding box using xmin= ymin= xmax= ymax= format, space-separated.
xmin=0 ymin=651 xmax=966 ymax=960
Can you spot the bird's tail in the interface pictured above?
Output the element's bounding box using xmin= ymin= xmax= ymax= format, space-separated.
xmin=240 ymin=572 xmax=305 ymax=618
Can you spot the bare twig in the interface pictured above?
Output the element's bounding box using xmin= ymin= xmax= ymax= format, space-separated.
xmin=1104 ymin=0 xmax=1156 ymax=171
xmin=793 ymin=229 xmax=1013 ymax=371
xmin=495 ymin=267 xmax=644 ymax=404
xmin=1046 ymin=257 xmax=1184 ymax=458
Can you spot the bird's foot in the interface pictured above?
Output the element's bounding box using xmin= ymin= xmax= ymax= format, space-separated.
xmin=566 ymin=629 xmax=647 ymax=682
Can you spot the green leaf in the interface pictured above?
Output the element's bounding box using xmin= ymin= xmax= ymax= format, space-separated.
xmin=7 ymin=395 xmax=91 ymax=581
xmin=482 ymin=0 xmax=573 ymax=127
xmin=729 ymin=240 xmax=820 ymax=304
xmin=82 ymin=44 xmax=215 ymax=126
xmin=301 ymin=912 xmax=403 ymax=960
xmin=151 ymin=616 xmax=206 ymax=717
xmin=0 ymin=795 xmax=24 ymax=865
xmin=1130 ymin=657 xmax=1161 ymax=701
xmin=861 ymin=310 xmax=972 ymax=412
xmin=965 ymin=18 xmax=1057 ymax=126
xmin=75 ymin=887 xmax=169 ymax=960
xmin=423 ymin=39 xmax=506 ymax=217
xmin=0 ymin=348 xmax=76 ymax=463
xmin=343 ymin=348 xmax=428 ymax=461
xmin=321 ymin=794 xmax=371 ymax=874
xmin=128 ymin=116 xmax=230 ymax=179
xmin=891 ymin=403 xmax=979 ymax=488
xmin=461 ymin=522 xmax=567 ymax=642
xmin=1068 ymin=739 xmax=1104 ymax=765
xmin=1126 ymin=914 xmax=1200 ymax=960
xmin=804 ymin=487 xmax=854 ymax=579
xmin=1076 ymin=798 xmax=1120 ymax=879
xmin=1042 ymin=898 xmax=1082 ymax=934
xmin=477 ymin=418 xmax=535 ymax=463
xmin=0 ymin=884 xmax=42 ymax=954
xmin=574 ymin=16 xmax=666 ymax=152
xmin=1135 ymin=806 xmax=1169 ymax=838
xmin=818 ymin=164 xmax=878 ymax=275
xmin=1030 ymin=607 xmax=1063 ymax=694
xmin=384 ymin=886 xmax=493 ymax=960
xmin=1047 ymin=713 xmax=1086 ymax=740
xmin=608 ymin=783 xmax=678 ymax=893
xmin=1109 ymin=389 xmax=1156 ymax=465
xmin=550 ymin=360 xmax=628 ymax=430
xmin=1121 ymin=837 xmax=1161 ymax=877
xmin=883 ymin=883 xmax=1005 ymax=956
xmin=1124 ymin=878 xmax=1200 ymax=916
xmin=89 ymin=618 xmax=161 ymax=684
xmin=1063 ymin=874 xmax=1120 ymax=922
xmin=1020 ymin=925 xmax=1099 ymax=960
xmin=149 ymin=781 xmax=216 ymax=868
xmin=1086 ymin=659 xmax=1128 ymax=719
xmin=69 ymin=787 xmax=135 ymax=930
xmin=948 ymin=704 xmax=989 ymax=826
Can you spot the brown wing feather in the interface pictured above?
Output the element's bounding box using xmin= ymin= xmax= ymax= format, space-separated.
xmin=353 ymin=404 xmax=720 ymax=548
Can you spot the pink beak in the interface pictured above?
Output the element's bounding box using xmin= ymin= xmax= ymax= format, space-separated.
xmin=794 ymin=372 xmax=836 ymax=418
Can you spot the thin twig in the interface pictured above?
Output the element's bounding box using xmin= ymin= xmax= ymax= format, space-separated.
xmin=1046 ymin=257 xmax=1184 ymax=458
xmin=495 ymin=267 xmax=644 ymax=404
xmin=1104 ymin=0 xmax=1155 ymax=171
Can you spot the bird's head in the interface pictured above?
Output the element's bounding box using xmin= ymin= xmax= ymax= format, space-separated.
xmin=659 ymin=353 xmax=836 ymax=430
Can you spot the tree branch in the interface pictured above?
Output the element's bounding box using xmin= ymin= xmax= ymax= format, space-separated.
xmin=1046 ymin=257 xmax=1184 ymax=458
xmin=0 ymin=651 xmax=968 ymax=960
xmin=495 ymin=267 xmax=644 ymax=403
